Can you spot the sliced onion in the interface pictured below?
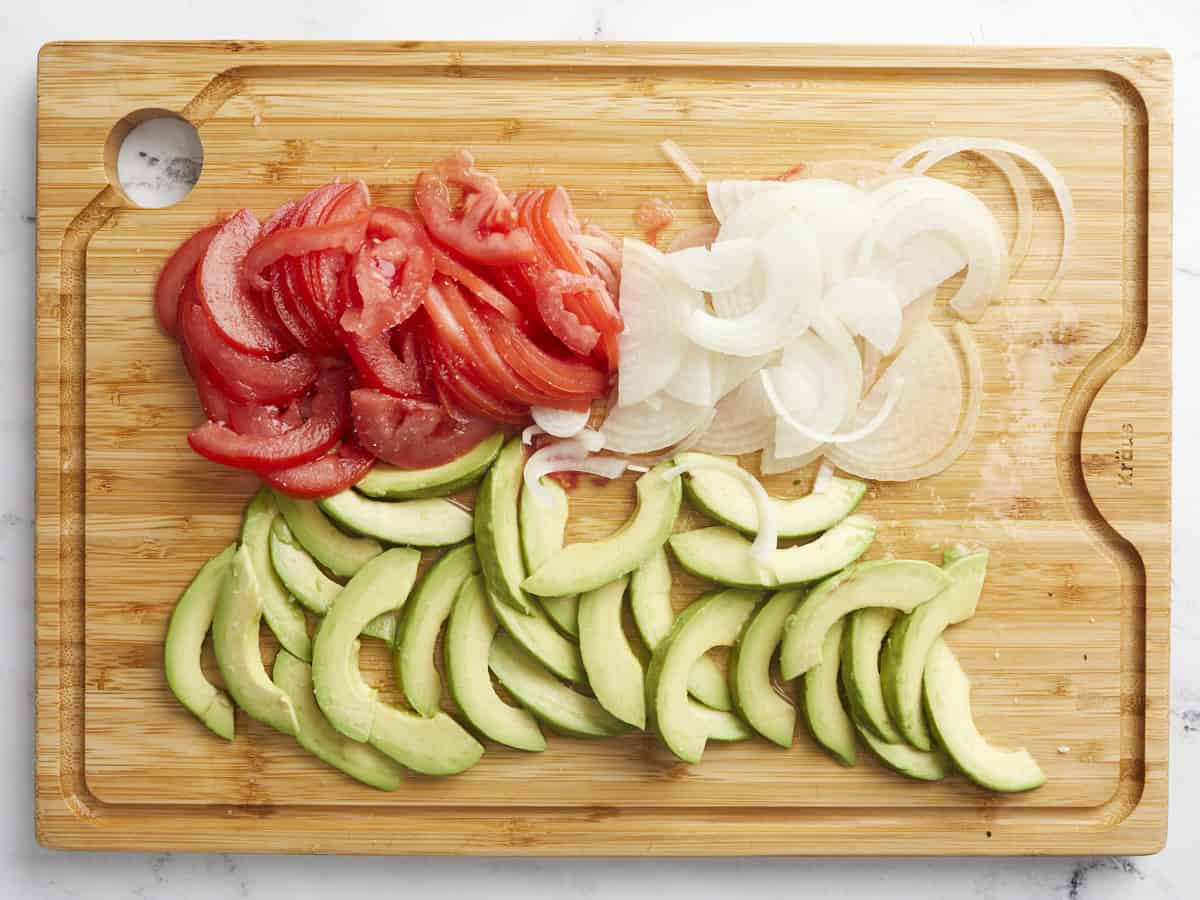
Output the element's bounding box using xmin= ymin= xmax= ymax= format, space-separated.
xmin=694 ymin=376 xmax=773 ymax=455
xmin=664 ymin=344 xmax=718 ymax=407
xmin=706 ymin=180 xmax=783 ymax=225
xmin=664 ymin=456 xmax=778 ymax=562
xmin=769 ymin=327 xmax=851 ymax=460
xmin=762 ymin=368 xmax=903 ymax=445
xmin=860 ymin=231 xmax=967 ymax=309
xmin=522 ymin=424 xmax=545 ymax=445
xmin=812 ymin=458 xmax=835 ymax=493
xmin=524 ymin=441 xmax=628 ymax=506
xmin=599 ymin=393 xmax=713 ymax=455
xmin=667 ymin=238 xmax=754 ymax=292
xmin=825 ymin=276 xmax=902 ymax=355
xmin=668 ymin=224 xmax=719 ymax=253
xmin=531 ymin=405 xmax=590 ymax=439
xmin=660 ymin=139 xmax=703 ymax=185
xmin=759 ymin=443 xmax=824 ymax=476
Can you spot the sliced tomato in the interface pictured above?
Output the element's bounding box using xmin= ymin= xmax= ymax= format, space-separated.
xmin=309 ymin=181 xmax=372 ymax=330
xmin=180 ymin=293 xmax=318 ymax=404
xmin=342 ymin=207 xmax=434 ymax=338
xmin=284 ymin=184 xmax=348 ymax=336
xmin=261 ymin=200 xmax=299 ymax=236
xmin=341 ymin=324 xmax=426 ymax=397
xmin=155 ymin=224 xmax=219 ymax=338
xmin=187 ymin=368 xmax=349 ymax=472
xmin=179 ymin=330 xmax=232 ymax=422
xmin=262 ymin=442 xmax=375 ymax=498
xmin=243 ymin=213 xmax=369 ymax=292
xmin=428 ymin=336 xmax=528 ymax=425
xmin=196 ymin=209 xmax=291 ymax=357
xmin=224 ymin=398 xmax=304 ymax=436
xmin=350 ymin=388 xmax=496 ymax=469
xmin=414 ymin=151 xmax=536 ymax=266
xmin=431 ymin=246 xmax=522 ymax=321
xmin=482 ymin=307 xmax=608 ymax=400
xmin=539 ymin=188 xmax=622 ymax=334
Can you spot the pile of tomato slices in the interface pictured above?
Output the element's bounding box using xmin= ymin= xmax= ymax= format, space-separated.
xmin=154 ymin=152 xmax=621 ymax=498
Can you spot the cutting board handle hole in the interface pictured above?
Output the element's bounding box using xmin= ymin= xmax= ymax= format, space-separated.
xmin=103 ymin=109 xmax=203 ymax=209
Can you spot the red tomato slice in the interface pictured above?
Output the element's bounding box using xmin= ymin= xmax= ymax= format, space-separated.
xmin=155 ymin=224 xmax=219 ymax=338
xmin=187 ymin=368 xmax=349 ymax=472
xmin=283 ymin=184 xmax=347 ymax=335
xmin=428 ymin=337 xmax=529 ymax=425
xmin=343 ymin=207 xmax=434 ymax=338
xmin=243 ymin=214 xmax=369 ymax=292
xmin=431 ymin=246 xmax=522 ymax=321
xmin=180 ymin=293 xmax=318 ymax=404
xmin=262 ymin=442 xmax=375 ymax=498
xmin=341 ymin=324 xmax=426 ymax=398
xmin=482 ymin=307 xmax=608 ymax=400
xmin=196 ymin=209 xmax=291 ymax=357
xmin=179 ymin=328 xmax=232 ymax=422
xmin=310 ymin=181 xmax=372 ymax=329
xmin=225 ymin=398 xmax=304 ymax=436
xmin=539 ymin=187 xmax=622 ymax=334
xmin=350 ymin=388 xmax=496 ymax=469
xmin=414 ymin=151 xmax=536 ymax=266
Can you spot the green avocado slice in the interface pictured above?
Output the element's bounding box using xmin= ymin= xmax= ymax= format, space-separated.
xmin=274 ymin=491 xmax=382 ymax=578
xmin=394 ymin=543 xmax=480 ymax=718
xmin=577 ymin=576 xmax=644 ymax=728
xmin=798 ymin=617 xmax=855 ymax=766
xmin=487 ymin=586 xmax=586 ymax=683
xmin=240 ymin=489 xmax=312 ymax=661
xmin=476 ymin=437 xmax=534 ymax=614
xmin=356 ymin=433 xmax=504 ymax=499
xmin=445 ymin=575 xmax=545 ymax=751
xmin=522 ymin=462 xmax=682 ymax=597
xmin=924 ymin=638 xmax=1045 ymax=792
xmin=841 ymin=607 xmax=903 ymax=744
xmin=488 ymin=634 xmax=630 ymax=738
xmin=667 ymin=515 xmax=876 ymax=590
xmin=518 ymin=476 xmax=579 ymax=636
xmin=212 ymin=545 xmax=299 ymax=736
xmin=629 ymin=548 xmax=731 ymax=711
xmin=164 ymin=543 xmax=237 ymax=740
xmin=318 ymin=491 xmax=473 ymax=547
xmin=646 ymin=589 xmax=763 ymax=763
xmin=857 ymin=724 xmax=953 ymax=782
xmin=272 ymin=650 xmax=405 ymax=791
xmin=729 ymin=588 xmax=803 ymax=748
xmin=779 ymin=559 xmax=950 ymax=680
xmin=882 ymin=549 xmax=988 ymax=750
xmin=676 ymin=452 xmax=866 ymax=538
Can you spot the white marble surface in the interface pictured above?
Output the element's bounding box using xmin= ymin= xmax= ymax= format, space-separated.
xmin=3 ymin=1 xmax=1197 ymax=896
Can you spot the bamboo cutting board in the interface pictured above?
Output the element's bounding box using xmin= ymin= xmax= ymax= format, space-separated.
xmin=35 ymin=42 xmax=1171 ymax=855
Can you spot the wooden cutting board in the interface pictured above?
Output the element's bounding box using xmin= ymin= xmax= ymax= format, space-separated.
xmin=35 ymin=41 xmax=1172 ymax=855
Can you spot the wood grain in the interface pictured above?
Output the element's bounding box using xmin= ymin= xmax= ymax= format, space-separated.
xmin=35 ymin=41 xmax=1171 ymax=855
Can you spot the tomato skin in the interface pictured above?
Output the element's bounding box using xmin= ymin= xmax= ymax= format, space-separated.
xmin=262 ymin=442 xmax=375 ymax=498
xmin=350 ymin=388 xmax=496 ymax=470
xmin=155 ymin=224 xmax=219 ymax=338
xmin=342 ymin=207 xmax=434 ymax=338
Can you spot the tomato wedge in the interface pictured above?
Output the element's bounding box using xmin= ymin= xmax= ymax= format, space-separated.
xmin=196 ymin=209 xmax=290 ymax=357
xmin=155 ymin=224 xmax=219 ymax=338
xmin=187 ymin=368 xmax=349 ymax=472
xmin=414 ymin=151 xmax=536 ymax=266
xmin=262 ymin=442 xmax=375 ymax=498
xmin=350 ymin=388 xmax=496 ymax=469
xmin=343 ymin=207 xmax=434 ymax=338
xmin=432 ymin=246 xmax=522 ymax=321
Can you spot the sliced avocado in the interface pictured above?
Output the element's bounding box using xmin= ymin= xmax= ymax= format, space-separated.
xmin=445 ymin=574 xmax=545 ymax=751
xmin=311 ymin=548 xmax=483 ymax=775
xmin=779 ymin=559 xmax=950 ymax=680
xmin=882 ymin=549 xmax=988 ymax=750
xmin=356 ymin=432 xmax=504 ymax=499
xmin=164 ymin=543 xmax=237 ymax=740
xmin=798 ymin=617 xmax=855 ymax=766
xmin=240 ymin=489 xmax=312 ymax=661
xmin=841 ymin=607 xmax=903 ymax=744
xmin=646 ymin=589 xmax=763 ymax=763
xmin=629 ymin=548 xmax=731 ymax=711
xmin=274 ymin=491 xmax=381 ymax=578
xmin=212 ymin=545 xmax=299 ymax=736
xmin=394 ymin=543 xmax=480 ymax=718
xmin=522 ymin=462 xmax=683 ymax=597
xmin=676 ymin=452 xmax=866 ymax=538
xmin=318 ymin=491 xmax=473 ymax=547
xmin=577 ymin=576 xmax=644 ymax=728
xmin=668 ymin=515 xmax=876 ymax=590
xmin=729 ymin=589 xmax=803 ymax=748
xmin=488 ymin=633 xmax=630 ymax=738
xmin=268 ymin=519 xmax=395 ymax=642
xmin=272 ymin=650 xmax=405 ymax=790
xmin=923 ymin=638 xmax=1045 ymax=792
xmin=518 ymin=476 xmax=578 ymax=636
xmin=487 ymin=586 xmax=586 ymax=683
xmin=476 ymin=437 xmax=534 ymax=614
xmin=690 ymin=701 xmax=755 ymax=742
xmin=857 ymin=724 xmax=952 ymax=782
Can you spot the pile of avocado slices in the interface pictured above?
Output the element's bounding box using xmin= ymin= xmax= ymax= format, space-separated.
xmin=164 ymin=439 xmax=1044 ymax=794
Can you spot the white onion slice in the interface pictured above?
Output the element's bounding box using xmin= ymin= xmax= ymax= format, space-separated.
xmin=762 ymin=368 xmax=903 ymax=445
xmin=664 ymin=344 xmax=718 ymax=407
xmin=599 ymin=394 xmax=713 ymax=455
xmin=825 ymin=276 xmax=902 ymax=355
xmin=522 ymin=425 xmax=544 ymax=445
xmin=667 ymin=238 xmax=755 ymax=292
xmin=812 ymin=459 xmax=835 ymax=493
xmin=706 ymin=180 xmax=784 ymax=225
xmin=524 ymin=443 xmax=628 ymax=506
xmin=694 ymin=376 xmax=773 ymax=455
xmin=660 ymin=139 xmax=703 ymax=185
xmin=760 ymin=443 xmax=824 ymax=476
xmin=664 ymin=457 xmax=778 ymax=562
xmin=668 ymin=224 xmax=720 ymax=253
xmin=770 ymin=328 xmax=851 ymax=460
xmin=531 ymin=406 xmax=591 ymax=439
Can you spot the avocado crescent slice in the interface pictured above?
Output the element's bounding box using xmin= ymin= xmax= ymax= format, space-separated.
xmin=729 ymin=588 xmax=803 ymax=748
xmin=311 ymin=548 xmax=484 ymax=775
xmin=268 ymin=519 xmax=396 ymax=642
xmin=646 ymin=589 xmax=763 ymax=763
xmin=395 ymin=543 xmax=480 ymax=718
xmin=487 ymin=585 xmax=586 ymax=683
xmin=629 ymin=548 xmax=732 ymax=711
xmin=577 ymin=576 xmax=644 ymax=728
xmin=522 ymin=462 xmax=682 ymax=597
xmin=882 ymin=549 xmax=988 ymax=750
xmin=841 ymin=607 xmax=903 ymax=744
xmin=518 ymin=476 xmax=579 ymax=636
xmin=476 ymin=437 xmax=534 ymax=614
xmin=240 ymin=489 xmax=313 ymax=661
xmin=274 ymin=491 xmax=382 ymax=578
xmin=676 ymin=452 xmax=866 ymax=538
xmin=318 ymin=491 xmax=473 ymax=547
xmin=272 ymin=650 xmax=406 ymax=791
xmin=797 ymin=617 xmax=855 ymax=766
xmin=164 ymin=543 xmax=237 ymax=740
xmin=779 ymin=558 xmax=950 ymax=680
xmin=856 ymin=724 xmax=953 ymax=782
xmin=445 ymin=574 xmax=546 ymax=751
xmin=667 ymin=515 xmax=876 ymax=590
xmin=356 ymin=432 xmax=504 ymax=499
xmin=212 ymin=545 xmax=299 ymax=736
xmin=923 ymin=638 xmax=1045 ymax=792
xmin=489 ymin=633 xmax=631 ymax=738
